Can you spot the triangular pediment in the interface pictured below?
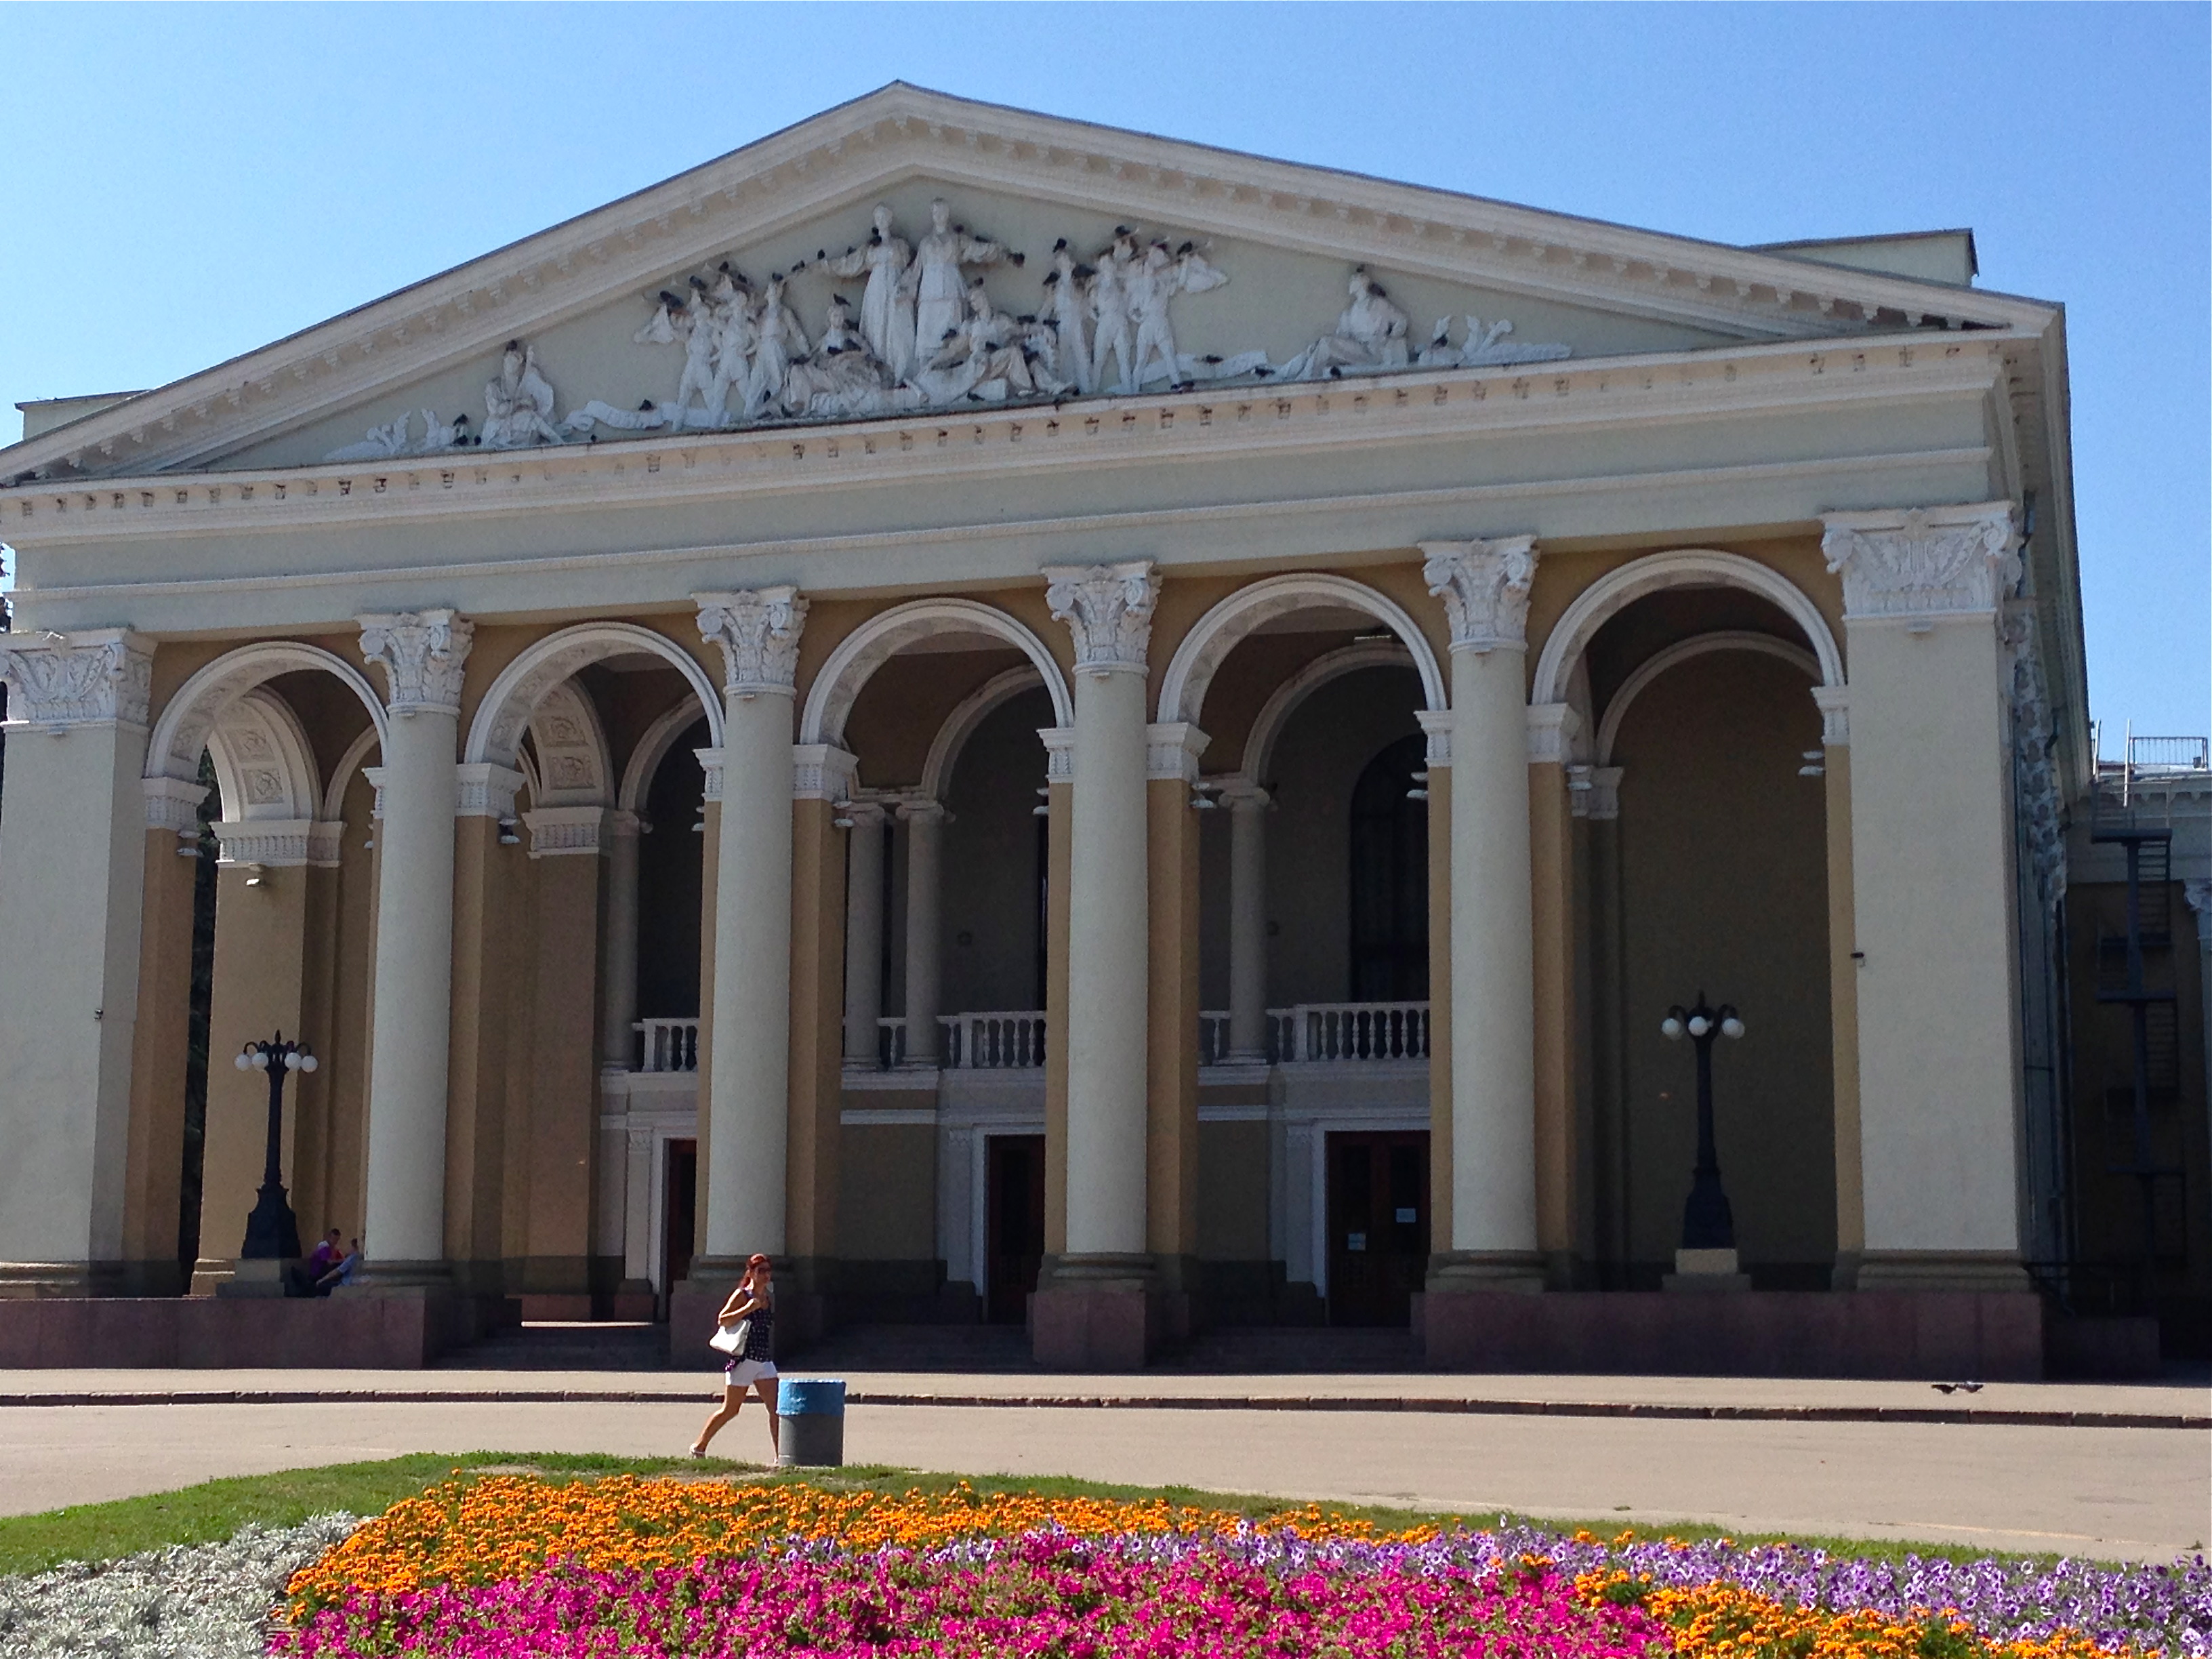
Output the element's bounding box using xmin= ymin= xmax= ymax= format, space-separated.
xmin=3 ymin=83 xmax=2055 ymax=483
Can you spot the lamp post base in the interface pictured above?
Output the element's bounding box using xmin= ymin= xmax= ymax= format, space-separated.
xmin=1663 ymin=1246 xmax=1750 ymax=1292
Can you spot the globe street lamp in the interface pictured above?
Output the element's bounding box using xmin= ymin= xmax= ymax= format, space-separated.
xmin=1660 ymin=993 xmax=1745 ymax=1257
xmin=234 ymin=1031 xmax=317 ymax=1261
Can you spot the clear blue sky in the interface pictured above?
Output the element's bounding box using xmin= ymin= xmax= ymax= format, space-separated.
xmin=3 ymin=3 xmax=2203 ymax=734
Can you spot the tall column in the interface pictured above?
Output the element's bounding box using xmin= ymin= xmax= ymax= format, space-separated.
xmin=1221 ymin=781 xmax=1271 ymax=1062
xmin=599 ymin=810 xmax=642 ymax=1071
xmin=1033 ymin=562 xmax=1159 ymax=1370
xmin=1525 ymin=700 xmax=1581 ymax=1286
xmin=1821 ymin=505 xmax=2030 ymax=1291
xmin=354 ymin=611 xmax=472 ymax=1282
xmin=689 ymin=589 xmax=806 ymax=1285
xmin=899 ymin=798 xmax=947 ymax=1066
xmin=0 ymin=630 xmax=155 ymax=1294
xmin=842 ymin=802 xmax=888 ymax=1064
xmin=1420 ymin=539 xmax=1544 ymax=1296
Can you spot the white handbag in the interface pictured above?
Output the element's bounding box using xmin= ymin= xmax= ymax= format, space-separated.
xmin=709 ymin=1317 xmax=749 ymax=1357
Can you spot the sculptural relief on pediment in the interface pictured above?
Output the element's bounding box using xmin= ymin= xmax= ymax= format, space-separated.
xmin=218 ymin=180 xmax=1738 ymax=474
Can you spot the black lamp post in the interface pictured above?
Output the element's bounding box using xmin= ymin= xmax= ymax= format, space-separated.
xmin=1660 ymin=993 xmax=1744 ymax=1252
xmin=234 ymin=1031 xmax=316 ymax=1260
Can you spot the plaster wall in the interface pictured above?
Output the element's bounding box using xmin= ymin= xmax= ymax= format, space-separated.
xmin=1196 ymin=1120 xmax=1271 ymax=1262
xmin=838 ymin=1124 xmax=937 ymax=1262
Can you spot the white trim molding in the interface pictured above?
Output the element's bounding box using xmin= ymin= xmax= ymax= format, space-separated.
xmin=1145 ymin=722 xmax=1211 ymax=783
xmin=455 ymin=762 xmax=527 ymax=820
xmin=523 ymin=805 xmax=610 ymax=857
xmin=1525 ymin=703 xmax=1583 ymax=766
xmin=1159 ymin=571 xmax=1447 ymax=726
xmin=143 ymin=775 xmax=210 ymax=835
xmin=792 ymin=743 xmax=860 ymax=803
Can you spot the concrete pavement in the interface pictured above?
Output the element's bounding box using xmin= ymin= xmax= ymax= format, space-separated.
xmin=1 ymin=1370 xmax=2205 ymax=1561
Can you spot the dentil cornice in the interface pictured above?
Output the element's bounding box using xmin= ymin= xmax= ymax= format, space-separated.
xmin=695 ymin=588 xmax=808 ymax=697
xmin=0 ymin=628 xmax=153 ymax=732
xmin=358 ymin=609 xmax=473 ymax=716
xmin=1820 ymin=502 xmax=2020 ymax=620
xmin=1044 ymin=560 xmax=1158 ymax=676
xmin=1421 ymin=536 xmax=1540 ymax=653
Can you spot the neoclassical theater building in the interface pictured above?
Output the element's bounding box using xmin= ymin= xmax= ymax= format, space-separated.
xmin=0 ymin=87 xmax=2098 ymax=1372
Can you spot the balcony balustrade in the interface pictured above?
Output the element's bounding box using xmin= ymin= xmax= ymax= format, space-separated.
xmin=633 ymin=1017 xmax=701 ymax=1073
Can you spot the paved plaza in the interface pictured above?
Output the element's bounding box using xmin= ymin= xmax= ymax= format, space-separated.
xmin=2 ymin=1370 xmax=2203 ymax=1562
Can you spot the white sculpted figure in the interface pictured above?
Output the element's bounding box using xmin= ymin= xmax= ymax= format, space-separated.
xmin=701 ymin=269 xmax=760 ymax=424
xmin=1087 ymin=228 xmax=1141 ymax=394
xmin=911 ymin=280 xmax=1038 ymax=405
xmin=1416 ymin=314 xmax=1572 ymax=369
xmin=901 ymin=199 xmax=1020 ymax=367
xmin=824 ymin=205 xmax=919 ymax=384
xmin=659 ymin=287 xmax=722 ymax=427
xmin=1275 ymin=270 xmax=1412 ymax=382
xmin=781 ymin=294 xmax=914 ymax=419
xmin=1039 ymin=239 xmax=1093 ymax=394
xmin=479 ymin=341 xmax=565 ymax=449
xmin=1128 ymin=241 xmax=1230 ymax=391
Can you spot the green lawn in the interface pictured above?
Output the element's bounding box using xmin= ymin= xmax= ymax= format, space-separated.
xmin=0 ymin=1453 xmax=2059 ymax=1578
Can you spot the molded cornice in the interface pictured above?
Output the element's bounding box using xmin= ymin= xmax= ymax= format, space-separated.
xmin=0 ymin=83 xmax=2054 ymax=486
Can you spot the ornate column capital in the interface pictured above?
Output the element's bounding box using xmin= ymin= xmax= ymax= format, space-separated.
xmin=1420 ymin=537 xmax=1540 ymax=653
xmin=142 ymin=775 xmax=210 ymax=836
xmin=1810 ymin=684 xmax=1851 ymax=746
xmin=1043 ymin=561 xmax=1159 ymax=676
xmin=0 ymin=628 xmax=153 ymax=733
xmin=454 ymin=762 xmax=527 ymax=821
xmin=895 ymin=795 xmax=949 ymax=826
xmin=357 ymin=610 xmax=473 ymax=716
xmin=1217 ymin=776 xmax=1272 ymax=813
xmin=1820 ymin=503 xmax=2021 ymax=620
xmin=523 ymin=806 xmax=609 ymax=857
xmin=792 ymin=743 xmax=859 ymax=803
xmin=1524 ymin=702 xmax=1582 ymax=765
xmin=695 ymin=587 xmax=808 ymax=699
xmin=1145 ymin=721 xmax=1210 ymax=782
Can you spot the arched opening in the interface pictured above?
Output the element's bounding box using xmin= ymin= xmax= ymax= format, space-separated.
xmin=1349 ymin=733 xmax=1429 ymax=1003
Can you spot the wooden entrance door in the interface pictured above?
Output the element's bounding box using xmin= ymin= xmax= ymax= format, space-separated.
xmin=1326 ymin=1131 xmax=1430 ymax=1326
xmin=662 ymin=1139 xmax=697 ymax=1316
xmin=986 ymin=1134 xmax=1046 ymax=1324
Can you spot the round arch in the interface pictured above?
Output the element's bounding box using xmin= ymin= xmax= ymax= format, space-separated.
xmin=919 ymin=665 xmax=1050 ymax=800
xmin=619 ymin=697 xmax=716 ymax=816
xmin=1529 ymin=550 xmax=1844 ymax=710
xmin=205 ymin=688 xmax=321 ymax=821
xmin=1157 ymin=573 xmax=1448 ymax=728
xmin=322 ymin=723 xmax=382 ymax=822
xmin=1595 ymin=632 xmax=1820 ymax=766
xmin=148 ymin=642 xmax=387 ymax=784
xmin=798 ymin=599 xmax=1072 ymax=749
xmin=466 ymin=621 xmax=721 ymax=771
xmin=1238 ymin=640 xmax=1418 ymax=783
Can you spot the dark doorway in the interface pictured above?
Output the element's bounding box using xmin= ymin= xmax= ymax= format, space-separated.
xmin=662 ymin=1138 xmax=697 ymax=1319
xmin=986 ymin=1134 xmax=1046 ymax=1324
xmin=1349 ymin=733 xmax=1429 ymax=1001
xmin=1326 ymin=1131 xmax=1430 ymax=1326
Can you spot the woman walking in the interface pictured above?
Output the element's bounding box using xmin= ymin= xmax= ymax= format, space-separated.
xmin=689 ymin=1254 xmax=778 ymax=1460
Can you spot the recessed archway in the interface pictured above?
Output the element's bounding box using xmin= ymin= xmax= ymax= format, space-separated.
xmin=798 ymin=599 xmax=1072 ymax=750
xmin=1157 ymin=573 xmax=1447 ymax=729
xmin=465 ymin=621 xmax=722 ymax=771
xmin=920 ymin=665 xmax=1047 ymax=800
xmin=1238 ymin=640 xmax=1417 ymax=783
xmin=148 ymin=642 xmax=387 ymax=785
xmin=1594 ymin=632 xmax=1820 ymax=766
xmin=1530 ymin=550 xmax=1844 ymax=711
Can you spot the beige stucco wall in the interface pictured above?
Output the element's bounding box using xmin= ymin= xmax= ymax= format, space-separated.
xmin=837 ymin=1122 xmax=937 ymax=1261
xmin=1196 ymin=1120 xmax=1271 ymax=1262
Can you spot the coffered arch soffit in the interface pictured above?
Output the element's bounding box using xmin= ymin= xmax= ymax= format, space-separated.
xmin=148 ymin=641 xmax=388 ymax=787
xmin=1160 ymin=573 xmax=1448 ymax=731
xmin=523 ymin=679 xmax=613 ymax=808
xmin=1530 ymin=550 xmax=1845 ymax=712
xmin=800 ymin=599 xmax=1071 ymax=752
xmin=2 ymin=85 xmax=2048 ymax=486
xmin=465 ymin=621 xmax=722 ymax=773
xmin=205 ymin=687 xmax=321 ymax=822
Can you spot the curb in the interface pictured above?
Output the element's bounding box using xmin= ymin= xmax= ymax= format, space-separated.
xmin=1 ymin=1388 xmax=2201 ymax=1430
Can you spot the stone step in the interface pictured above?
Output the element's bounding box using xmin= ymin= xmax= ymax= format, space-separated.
xmin=441 ymin=1320 xmax=673 ymax=1371
xmin=1156 ymin=1325 xmax=1419 ymax=1374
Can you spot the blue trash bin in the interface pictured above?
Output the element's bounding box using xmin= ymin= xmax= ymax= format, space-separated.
xmin=776 ymin=1376 xmax=846 ymax=1467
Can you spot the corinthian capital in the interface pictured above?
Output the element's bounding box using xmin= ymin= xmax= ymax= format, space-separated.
xmin=1820 ymin=503 xmax=2021 ymax=619
xmin=695 ymin=587 xmax=808 ymax=698
xmin=358 ymin=609 xmax=473 ymax=716
xmin=1044 ymin=561 xmax=1158 ymax=676
xmin=0 ymin=628 xmax=152 ymax=732
xmin=1420 ymin=537 xmax=1540 ymax=653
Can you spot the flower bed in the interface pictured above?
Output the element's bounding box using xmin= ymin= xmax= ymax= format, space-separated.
xmin=274 ymin=1476 xmax=2212 ymax=1659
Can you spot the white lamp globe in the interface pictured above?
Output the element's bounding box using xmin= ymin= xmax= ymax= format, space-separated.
xmin=234 ymin=1052 xmax=253 ymax=1071
xmin=1686 ymin=1015 xmax=1711 ymax=1038
xmin=300 ymin=1054 xmax=319 ymax=1073
xmin=1721 ymin=1016 xmax=1746 ymax=1040
xmin=284 ymin=1051 xmax=302 ymax=1071
xmin=1660 ymin=1016 xmax=1685 ymax=1040
xmin=251 ymin=1050 xmax=270 ymax=1069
